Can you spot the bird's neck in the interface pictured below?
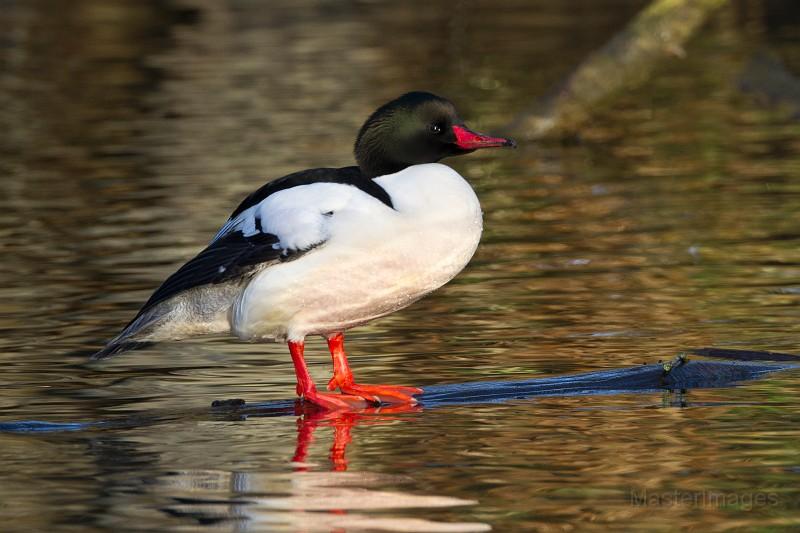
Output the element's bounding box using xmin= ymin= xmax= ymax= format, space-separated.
xmin=357 ymin=153 xmax=409 ymax=180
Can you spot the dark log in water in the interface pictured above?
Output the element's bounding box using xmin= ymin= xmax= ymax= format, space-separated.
xmin=0 ymin=355 xmax=796 ymax=433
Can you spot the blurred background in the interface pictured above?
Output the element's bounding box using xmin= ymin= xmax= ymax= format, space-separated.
xmin=2 ymin=0 xmax=800 ymax=531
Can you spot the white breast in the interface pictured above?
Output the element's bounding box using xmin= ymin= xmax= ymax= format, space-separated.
xmin=230 ymin=163 xmax=483 ymax=341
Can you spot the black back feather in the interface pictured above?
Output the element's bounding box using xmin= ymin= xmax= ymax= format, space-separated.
xmin=229 ymin=166 xmax=392 ymax=218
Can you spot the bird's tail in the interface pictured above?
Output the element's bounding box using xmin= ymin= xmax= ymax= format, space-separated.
xmin=91 ymin=284 xmax=237 ymax=360
xmin=91 ymin=304 xmax=168 ymax=360
xmin=91 ymin=340 xmax=153 ymax=360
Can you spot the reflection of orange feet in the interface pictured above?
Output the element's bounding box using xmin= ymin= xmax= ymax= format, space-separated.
xmin=292 ymin=409 xmax=359 ymax=471
xmin=327 ymin=379 xmax=423 ymax=405
xmin=329 ymin=413 xmax=357 ymax=471
xmin=292 ymin=404 xmax=422 ymax=472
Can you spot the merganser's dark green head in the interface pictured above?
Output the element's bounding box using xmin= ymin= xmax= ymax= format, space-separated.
xmin=355 ymin=91 xmax=516 ymax=179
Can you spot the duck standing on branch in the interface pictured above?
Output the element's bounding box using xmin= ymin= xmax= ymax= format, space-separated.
xmin=94 ymin=92 xmax=516 ymax=410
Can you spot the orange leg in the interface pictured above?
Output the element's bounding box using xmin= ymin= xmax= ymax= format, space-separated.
xmin=325 ymin=333 xmax=423 ymax=405
xmin=288 ymin=340 xmax=369 ymax=410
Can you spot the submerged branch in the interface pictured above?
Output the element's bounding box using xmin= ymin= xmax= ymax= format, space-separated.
xmin=1 ymin=354 xmax=796 ymax=433
xmin=507 ymin=0 xmax=728 ymax=139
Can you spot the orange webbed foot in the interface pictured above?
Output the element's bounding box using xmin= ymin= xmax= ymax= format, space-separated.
xmin=301 ymin=388 xmax=373 ymax=410
xmin=327 ymin=379 xmax=423 ymax=405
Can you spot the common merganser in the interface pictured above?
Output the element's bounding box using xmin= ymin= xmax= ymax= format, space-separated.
xmin=94 ymin=92 xmax=515 ymax=409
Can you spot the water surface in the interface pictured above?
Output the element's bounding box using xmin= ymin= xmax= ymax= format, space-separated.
xmin=2 ymin=1 xmax=800 ymax=531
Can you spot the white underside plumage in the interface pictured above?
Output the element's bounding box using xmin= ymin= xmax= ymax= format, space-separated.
xmin=231 ymin=163 xmax=482 ymax=341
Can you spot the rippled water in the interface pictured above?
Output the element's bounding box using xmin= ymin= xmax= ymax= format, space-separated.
xmin=3 ymin=1 xmax=800 ymax=531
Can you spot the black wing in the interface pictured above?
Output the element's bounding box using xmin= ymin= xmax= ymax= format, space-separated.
xmin=93 ymin=231 xmax=289 ymax=360
xmin=137 ymin=231 xmax=283 ymax=316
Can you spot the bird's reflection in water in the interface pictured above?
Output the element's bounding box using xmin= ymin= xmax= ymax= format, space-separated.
xmin=291 ymin=403 xmax=421 ymax=472
xmin=161 ymin=404 xmax=490 ymax=532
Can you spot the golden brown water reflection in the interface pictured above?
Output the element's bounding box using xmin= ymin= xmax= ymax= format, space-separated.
xmin=3 ymin=0 xmax=800 ymax=531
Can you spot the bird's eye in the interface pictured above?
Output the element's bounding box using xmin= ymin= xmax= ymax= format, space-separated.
xmin=429 ymin=123 xmax=443 ymax=135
